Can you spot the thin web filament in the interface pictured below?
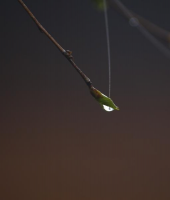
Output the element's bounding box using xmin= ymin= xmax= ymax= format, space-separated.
xmin=103 ymin=0 xmax=111 ymax=98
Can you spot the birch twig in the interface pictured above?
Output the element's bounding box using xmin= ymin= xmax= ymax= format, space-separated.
xmin=18 ymin=0 xmax=92 ymax=88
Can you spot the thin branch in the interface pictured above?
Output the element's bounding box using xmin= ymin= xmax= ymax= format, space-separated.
xmin=107 ymin=0 xmax=170 ymax=59
xmin=18 ymin=0 xmax=92 ymax=88
xmin=18 ymin=0 xmax=120 ymax=111
xmin=108 ymin=0 xmax=170 ymax=43
xmin=129 ymin=12 xmax=170 ymax=43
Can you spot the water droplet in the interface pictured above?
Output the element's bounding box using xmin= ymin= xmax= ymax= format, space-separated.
xmin=129 ymin=17 xmax=139 ymax=27
xmin=103 ymin=105 xmax=114 ymax=112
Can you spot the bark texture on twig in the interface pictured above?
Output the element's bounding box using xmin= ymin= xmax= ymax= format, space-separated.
xmin=18 ymin=0 xmax=92 ymax=88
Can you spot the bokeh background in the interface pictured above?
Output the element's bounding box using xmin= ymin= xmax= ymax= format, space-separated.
xmin=1 ymin=0 xmax=170 ymax=199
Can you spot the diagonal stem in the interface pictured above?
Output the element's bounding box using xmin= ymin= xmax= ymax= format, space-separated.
xmin=107 ymin=0 xmax=170 ymax=59
xmin=108 ymin=0 xmax=170 ymax=43
xmin=18 ymin=0 xmax=92 ymax=88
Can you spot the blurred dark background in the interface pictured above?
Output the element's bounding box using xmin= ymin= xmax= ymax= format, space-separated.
xmin=1 ymin=0 xmax=170 ymax=199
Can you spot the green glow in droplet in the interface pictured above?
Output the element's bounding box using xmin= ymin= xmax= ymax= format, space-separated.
xmin=90 ymin=87 xmax=119 ymax=112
